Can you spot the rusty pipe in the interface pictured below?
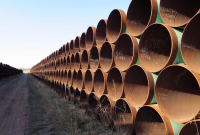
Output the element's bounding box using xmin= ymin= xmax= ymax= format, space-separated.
xmin=106 ymin=9 xmax=126 ymax=44
xmin=138 ymin=23 xmax=179 ymax=73
xmin=74 ymin=88 xmax=81 ymax=105
xmin=81 ymin=50 xmax=90 ymax=72
xmin=86 ymin=26 xmax=96 ymax=51
xmin=72 ymin=70 xmax=77 ymax=89
xmin=99 ymin=95 xmax=115 ymax=127
xmin=75 ymin=36 xmax=81 ymax=53
xmin=80 ymin=32 xmax=86 ymax=52
xmin=67 ymin=70 xmax=72 ymax=86
xmin=155 ymin=65 xmax=200 ymax=123
xmin=181 ymin=12 xmax=200 ymax=74
xmin=135 ymin=105 xmax=173 ymax=135
xmin=69 ymin=86 xmax=74 ymax=101
xmin=114 ymin=33 xmax=138 ymax=71
xmin=179 ymin=120 xmax=200 ymax=135
xmin=74 ymin=52 xmax=82 ymax=71
xmin=160 ymin=0 xmax=200 ymax=28
xmin=77 ymin=70 xmax=85 ymax=90
xmin=70 ymin=54 xmax=75 ymax=70
xmin=67 ymin=55 xmax=71 ymax=69
xmin=124 ymin=65 xmax=155 ymax=107
xmin=107 ymin=67 xmax=125 ymax=101
xmin=63 ymin=70 xmax=67 ymax=84
xmin=88 ymin=92 xmax=100 ymax=119
xmin=66 ymin=42 xmax=70 ymax=56
xmin=96 ymin=19 xmax=107 ymax=47
xmin=84 ymin=69 xmax=94 ymax=94
xmin=89 ymin=46 xmax=100 ymax=72
xmin=94 ymin=69 xmax=108 ymax=97
xmin=70 ymin=40 xmax=75 ymax=54
xmin=80 ymin=90 xmax=89 ymax=110
xmin=127 ymin=0 xmax=158 ymax=36
xmin=100 ymin=42 xmax=115 ymax=73
xmin=114 ymin=99 xmax=137 ymax=135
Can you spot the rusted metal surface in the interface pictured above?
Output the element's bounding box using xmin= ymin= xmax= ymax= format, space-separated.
xmin=106 ymin=9 xmax=126 ymax=43
xmin=80 ymin=90 xmax=89 ymax=110
xmin=86 ymin=26 xmax=96 ymax=50
xmin=160 ymin=0 xmax=200 ymax=27
xmin=135 ymin=105 xmax=173 ymax=135
xmin=94 ymin=69 xmax=107 ymax=97
xmin=155 ymin=65 xmax=200 ymax=123
xmin=181 ymin=13 xmax=200 ymax=74
xmin=99 ymin=42 xmax=115 ymax=73
xmin=127 ymin=0 xmax=158 ymax=36
xmin=75 ymin=36 xmax=81 ymax=53
xmin=96 ymin=19 xmax=107 ymax=47
xmin=70 ymin=54 xmax=75 ymax=71
xmin=84 ymin=69 xmax=94 ymax=94
xmin=114 ymin=33 xmax=138 ymax=71
xmin=107 ymin=67 xmax=125 ymax=101
xmin=114 ymin=99 xmax=137 ymax=135
xmin=139 ymin=23 xmax=178 ymax=73
xmin=77 ymin=70 xmax=85 ymax=90
xmin=179 ymin=120 xmax=200 ymax=135
xmin=67 ymin=70 xmax=72 ymax=86
xmin=70 ymin=40 xmax=75 ymax=54
xmin=124 ymin=65 xmax=154 ymax=107
xmin=89 ymin=46 xmax=100 ymax=72
xmin=81 ymin=50 xmax=90 ymax=72
xmin=88 ymin=92 xmax=100 ymax=119
xmin=80 ymin=32 xmax=86 ymax=52
xmin=72 ymin=70 xmax=77 ymax=89
xmin=74 ymin=52 xmax=82 ymax=71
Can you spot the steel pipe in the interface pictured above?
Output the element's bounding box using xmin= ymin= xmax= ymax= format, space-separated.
xmin=135 ymin=105 xmax=173 ymax=135
xmin=155 ymin=65 xmax=200 ymax=123
xmin=106 ymin=9 xmax=126 ymax=43
xmin=179 ymin=120 xmax=200 ymax=135
xmin=74 ymin=88 xmax=81 ymax=105
xmin=69 ymin=86 xmax=74 ymax=101
xmin=99 ymin=95 xmax=114 ymax=127
xmin=84 ymin=69 xmax=94 ymax=94
xmin=94 ymin=69 xmax=107 ymax=97
xmin=88 ymin=92 xmax=99 ymax=119
xmin=96 ymin=19 xmax=107 ymax=47
xmin=67 ymin=55 xmax=71 ymax=69
xmin=68 ymin=70 xmax=72 ymax=86
xmin=74 ymin=52 xmax=81 ymax=71
xmin=80 ymin=32 xmax=86 ymax=52
xmin=127 ymin=0 xmax=160 ymax=36
xmin=70 ymin=40 xmax=75 ymax=54
xmin=72 ymin=70 xmax=77 ymax=89
xmin=89 ymin=46 xmax=100 ymax=72
xmin=66 ymin=42 xmax=70 ymax=56
xmin=139 ymin=23 xmax=182 ymax=73
xmin=81 ymin=50 xmax=90 ymax=72
xmin=77 ymin=70 xmax=85 ymax=90
xmin=114 ymin=99 xmax=137 ymax=135
xmin=100 ymin=42 xmax=115 ymax=72
xmin=181 ymin=13 xmax=200 ymax=74
xmin=80 ymin=90 xmax=89 ymax=110
xmin=70 ymin=54 xmax=75 ymax=70
xmin=160 ymin=0 xmax=200 ymax=27
xmin=124 ymin=65 xmax=156 ymax=107
xmin=114 ymin=33 xmax=138 ymax=71
xmin=63 ymin=70 xmax=67 ymax=84
xmin=107 ymin=67 xmax=125 ymax=101
xmin=75 ymin=36 xmax=81 ymax=53
xmin=86 ymin=26 xmax=96 ymax=50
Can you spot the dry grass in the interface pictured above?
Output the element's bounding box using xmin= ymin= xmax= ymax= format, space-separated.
xmin=27 ymin=74 xmax=118 ymax=135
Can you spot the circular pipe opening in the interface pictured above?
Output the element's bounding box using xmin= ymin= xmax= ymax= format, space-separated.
xmin=66 ymin=42 xmax=70 ymax=55
xmin=139 ymin=23 xmax=177 ymax=73
xmin=114 ymin=34 xmax=138 ymax=71
xmin=99 ymin=95 xmax=113 ymax=127
xmin=127 ymin=0 xmax=157 ymax=36
xmin=64 ymin=70 xmax=67 ymax=84
xmin=74 ymin=89 xmax=81 ymax=104
xmin=86 ymin=26 xmax=96 ymax=50
xmin=160 ymin=0 xmax=200 ymax=27
xmin=114 ymin=99 xmax=136 ymax=134
xmin=124 ymin=65 xmax=154 ymax=107
xmin=107 ymin=67 xmax=124 ymax=101
xmin=135 ymin=105 xmax=173 ymax=135
xmin=81 ymin=50 xmax=89 ymax=72
xmin=85 ymin=70 xmax=94 ymax=94
xmin=96 ymin=19 xmax=107 ymax=47
xmin=179 ymin=120 xmax=200 ymax=135
xmin=88 ymin=93 xmax=98 ymax=119
xmin=100 ymin=42 xmax=114 ymax=72
xmin=90 ymin=46 xmax=100 ymax=72
xmin=75 ymin=36 xmax=80 ymax=53
xmin=74 ymin=52 xmax=81 ymax=71
xmin=69 ymin=86 xmax=74 ymax=100
xmin=94 ymin=69 xmax=107 ymax=97
xmin=68 ymin=70 xmax=72 ymax=86
xmin=72 ymin=71 xmax=77 ymax=88
xmin=70 ymin=40 xmax=75 ymax=54
xmin=106 ymin=9 xmax=126 ymax=43
xmin=70 ymin=54 xmax=75 ymax=70
xmin=77 ymin=70 xmax=85 ymax=90
xmin=80 ymin=32 xmax=86 ymax=51
xmin=67 ymin=55 xmax=70 ymax=69
xmin=155 ymin=65 xmax=200 ymax=123
xmin=80 ymin=90 xmax=88 ymax=109
xmin=181 ymin=13 xmax=200 ymax=74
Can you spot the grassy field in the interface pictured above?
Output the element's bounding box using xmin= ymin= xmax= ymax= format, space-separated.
xmin=27 ymin=74 xmax=119 ymax=135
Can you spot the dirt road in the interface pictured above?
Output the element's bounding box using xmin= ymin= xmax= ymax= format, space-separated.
xmin=0 ymin=74 xmax=28 ymax=135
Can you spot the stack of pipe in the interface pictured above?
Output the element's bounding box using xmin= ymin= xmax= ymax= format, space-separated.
xmin=30 ymin=0 xmax=200 ymax=134
xmin=0 ymin=62 xmax=22 ymax=79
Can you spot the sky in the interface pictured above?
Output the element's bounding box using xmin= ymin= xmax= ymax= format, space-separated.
xmin=0 ymin=0 xmax=131 ymax=69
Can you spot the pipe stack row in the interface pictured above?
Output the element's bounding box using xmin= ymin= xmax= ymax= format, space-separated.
xmin=31 ymin=0 xmax=200 ymax=134
xmin=0 ymin=62 xmax=23 ymax=79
